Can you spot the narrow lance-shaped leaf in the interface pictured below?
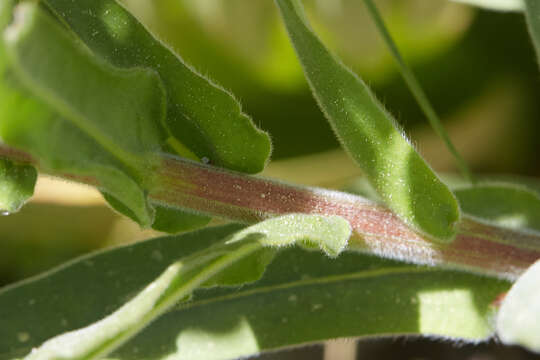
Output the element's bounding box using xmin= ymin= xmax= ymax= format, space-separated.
xmin=42 ymin=0 xmax=272 ymax=174
xmin=0 ymin=223 xmax=510 ymax=360
xmin=16 ymin=214 xmax=351 ymax=360
xmin=497 ymin=259 xmax=540 ymax=353
xmin=363 ymin=0 xmax=474 ymax=184
xmin=274 ymin=0 xmax=460 ymax=243
xmin=0 ymin=157 xmax=36 ymax=214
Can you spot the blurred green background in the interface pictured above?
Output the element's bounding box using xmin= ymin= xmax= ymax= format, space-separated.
xmin=2 ymin=0 xmax=540 ymax=358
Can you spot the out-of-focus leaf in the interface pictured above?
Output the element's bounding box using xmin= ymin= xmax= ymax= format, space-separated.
xmin=450 ymin=0 xmax=524 ymax=11
xmin=150 ymin=206 xmax=211 ymax=234
xmin=454 ymin=182 xmax=540 ymax=233
xmin=274 ymin=0 xmax=460 ymax=243
xmin=42 ymin=0 xmax=271 ymax=174
xmin=497 ymin=259 xmax=540 ymax=353
xmin=524 ymin=0 xmax=540 ymax=63
xmin=8 ymin=214 xmax=350 ymax=359
xmin=0 ymin=158 xmax=36 ymax=214
xmin=0 ymin=222 xmax=510 ymax=360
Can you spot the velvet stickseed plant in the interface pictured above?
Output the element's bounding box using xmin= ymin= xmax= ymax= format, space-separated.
xmin=0 ymin=0 xmax=540 ymax=359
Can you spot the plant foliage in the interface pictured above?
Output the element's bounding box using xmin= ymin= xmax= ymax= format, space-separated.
xmin=0 ymin=0 xmax=539 ymax=359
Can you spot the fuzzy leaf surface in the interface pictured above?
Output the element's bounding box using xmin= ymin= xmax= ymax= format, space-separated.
xmin=0 ymin=2 xmax=158 ymax=226
xmin=0 ymin=223 xmax=509 ymax=360
xmin=42 ymin=0 xmax=271 ymax=174
xmin=274 ymin=0 xmax=460 ymax=243
xmin=4 ymin=2 xmax=165 ymax=170
xmin=0 ymin=2 xmax=210 ymax=231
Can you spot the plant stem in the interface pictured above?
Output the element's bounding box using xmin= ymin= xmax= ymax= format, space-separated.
xmin=1 ymin=145 xmax=538 ymax=280
xmin=362 ymin=0 xmax=474 ymax=184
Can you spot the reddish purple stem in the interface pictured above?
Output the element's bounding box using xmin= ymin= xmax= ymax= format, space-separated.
xmin=2 ymin=145 xmax=538 ymax=280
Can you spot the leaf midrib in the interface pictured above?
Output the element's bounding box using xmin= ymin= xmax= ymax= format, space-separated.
xmin=174 ymin=265 xmax=433 ymax=311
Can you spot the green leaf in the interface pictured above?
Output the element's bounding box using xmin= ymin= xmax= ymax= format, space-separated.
xmin=274 ymin=0 xmax=460 ymax=243
xmin=42 ymin=0 xmax=272 ymax=174
xmin=450 ymin=0 xmax=524 ymax=11
xmin=0 ymin=0 xmax=261 ymax=232
xmin=4 ymin=2 xmax=164 ymax=171
xmin=0 ymin=223 xmax=509 ymax=360
xmin=524 ymin=0 xmax=540 ymax=64
xmin=149 ymin=205 xmax=211 ymax=234
xmin=362 ymin=0 xmax=473 ymax=183
xmin=497 ymin=259 xmax=540 ymax=353
xmin=0 ymin=3 xmax=209 ymax=231
xmin=227 ymin=213 xmax=351 ymax=257
xmin=0 ymin=2 xmax=156 ymax=227
xmin=0 ymin=157 xmax=36 ymax=214
xmin=454 ymin=182 xmax=540 ymax=233
xmin=7 ymin=214 xmax=350 ymax=359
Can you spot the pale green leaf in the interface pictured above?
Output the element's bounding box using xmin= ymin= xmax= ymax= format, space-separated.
xmin=226 ymin=213 xmax=351 ymax=257
xmin=454 ymin=182 xmax=540 ymax=233
xmin=274 ymin=0 xmax=460 ymax=243
xmin=0 ymin=158 xmax=36 ymax=214
xmin=42 ymin=0 xmax=272 ymax=174
xmin=0 ymin=222 xmax=510 ymax=360
xmin=450 ymin=0 xmax=524 ymax=11
xmin=497 ymin=259 xmax=540 ymax=353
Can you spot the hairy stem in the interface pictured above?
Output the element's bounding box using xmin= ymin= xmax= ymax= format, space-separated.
xmin=1 ymin=146 xmax=538 ymax=280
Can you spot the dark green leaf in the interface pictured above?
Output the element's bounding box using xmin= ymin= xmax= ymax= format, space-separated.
xmin=524 ymin=0 xmax=540 ymax=64
xmin=0 ymin=221 xmax=509 ymax=360
xmin=7 ymin=214 xmax=350 ymax=359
